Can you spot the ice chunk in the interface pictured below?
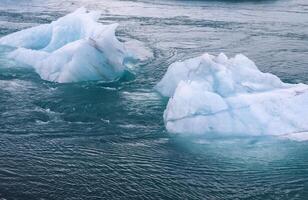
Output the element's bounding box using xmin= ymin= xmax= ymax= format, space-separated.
xmin=124 ymin=39 xmax=154 ymax=62
xmin=156 ymin=53 xmax=308 ymax=140
xmin=0 ymin=8 xmax=133 ymax=83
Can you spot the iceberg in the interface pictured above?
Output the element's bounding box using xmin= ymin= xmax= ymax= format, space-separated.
xmin=0 ymin=8 xmax=133 ymax=83
xmin=155 ymin=53 xmax=308 ymax=140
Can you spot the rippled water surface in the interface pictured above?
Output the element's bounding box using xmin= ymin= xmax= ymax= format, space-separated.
xmin=0 ymin=0 xmax=308 ymax=199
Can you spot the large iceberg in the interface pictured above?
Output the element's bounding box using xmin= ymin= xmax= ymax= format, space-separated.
xmin=0 ymin=8 xmax=133 ymax=83
xmin=155 ymin=53 xmax=308 ymax=140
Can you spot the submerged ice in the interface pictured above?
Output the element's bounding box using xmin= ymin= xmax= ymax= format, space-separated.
xmin=156 ymin=53 xmax=308 ymax=140
xmin=0 ymin=8 xmax=133 ymax=83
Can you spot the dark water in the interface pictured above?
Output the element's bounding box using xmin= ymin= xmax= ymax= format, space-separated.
xmin=0 ymin=0 xmax=308 ymax=199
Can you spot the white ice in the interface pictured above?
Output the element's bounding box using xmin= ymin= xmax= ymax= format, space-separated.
xmin=155 ymin=53 xmax=308 ymax=140
xmin=0 ymin=8 xmax=134 ymax=83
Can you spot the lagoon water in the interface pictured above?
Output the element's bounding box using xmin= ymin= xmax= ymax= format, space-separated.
xmin=0 ymin=0 xmax=308 ymax=199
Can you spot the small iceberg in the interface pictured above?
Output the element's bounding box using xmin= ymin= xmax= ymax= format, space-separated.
xmin=155 ymin=53 xmax=308 ymax=141
xmin=0 ymin=8 xmax=135 ymax=83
